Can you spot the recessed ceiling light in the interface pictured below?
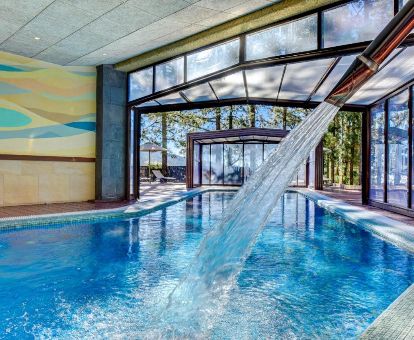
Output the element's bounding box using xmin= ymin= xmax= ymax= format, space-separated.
xmin=34 ymin=37 xmax=40 ymax=40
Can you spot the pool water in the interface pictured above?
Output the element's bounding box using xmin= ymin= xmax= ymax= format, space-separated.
xmin=0 ymin=192 xmax=413 ymax=339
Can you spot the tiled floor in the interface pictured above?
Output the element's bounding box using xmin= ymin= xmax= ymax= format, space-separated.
xmin=0 ymin=183 xmax=189 ymax=218
xmin=0 ymin=200 xmax=128 ymax=218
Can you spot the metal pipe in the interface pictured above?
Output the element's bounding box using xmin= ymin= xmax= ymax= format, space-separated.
xmin=325 ymin=0 xmax=414 ymax=107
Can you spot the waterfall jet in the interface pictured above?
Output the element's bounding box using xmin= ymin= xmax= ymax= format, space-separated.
xmin=159 ymin=1 xmax=414 ymax=336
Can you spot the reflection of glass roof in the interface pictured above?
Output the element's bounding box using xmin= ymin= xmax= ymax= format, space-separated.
xmin=245 ymin=66 xmax=284 ymax=99
xmin=278 ymin=58 xmax=333 ymax=101
xmin=135 ymin=45 xmax=414 ymax=110
xmin=210 ymin=72 xmax=246 ymax=99
xmin=349 ymin=47 xmax=414 ymax=105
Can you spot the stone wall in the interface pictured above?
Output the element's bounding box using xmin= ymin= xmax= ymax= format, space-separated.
xmin=0 ymin=160 xmax=94 ymax=206
xmin=95 ymin=65 xmax=127 ymax=201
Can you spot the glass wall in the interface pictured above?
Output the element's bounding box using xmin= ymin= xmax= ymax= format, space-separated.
xmin=210 ymin=144 xmax=224 ymax=184
xmin=201 ymin=145 xmax=211 ymax=184
xmin=193 ymin=143 xmax=200 ymax=186
xmin=244 ymin=143 xmax=264 ymax=182
xmin=322 ymin=0 xmax=393 ymax=48
xmin=370 ymin=104 xmax=385 ymax=201
xmin=200 ymin=142 xmax=278 ymax=185
xmin=387 ymin=90 xmax=409 ymax=207
xmin=197 ymin=141 xmax=308 ymax=186
xmin=224 ymin=144 xmax=243 ymax=185
xmin=129 ymin=67 xmax=153 ymax=101
xmin=155 ymin=57 xmax=184 ymax=92
xmin=369 ymin=89 xmax=412 ymax=210
xmin=246 ymin=14 xmax=317 ymax=60
xmin=187 ymin=39 xmax=240 ymax=81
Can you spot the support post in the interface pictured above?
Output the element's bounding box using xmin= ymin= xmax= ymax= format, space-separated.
xmin=361 ymin=109 xmax=370 ymax=205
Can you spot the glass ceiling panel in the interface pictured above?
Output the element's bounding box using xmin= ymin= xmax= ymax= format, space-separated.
xmin=156 ymin=92 xmax=186 ymax=105
xmin=245 ymin=66 xmax=284 ymax=99
xmin=278 ymin=59 xmax=334 ymax=101
xmin=322 ymin=0 xmax=394 ymax=48
xmin=128 ymin=66 xmax=153 ymax=101
xmin=349 ymin=46 xmax=414 ymax=105
xmin=182 ymin=83 xmax=216 ymax=102
xmin=187 ymin=39 xmax=240 ymax=81
xmin=312 ymin=55 xmax=356 ymax=102
xmin=138 ymin=100 xmax=159 ymax=107
xmin=155 ymin=57 xmax=184 ymax=92
xmin=246 ymin=14 xmax=317 ymax=61
xmin=210 ymin=72 xmax=246 ymax=100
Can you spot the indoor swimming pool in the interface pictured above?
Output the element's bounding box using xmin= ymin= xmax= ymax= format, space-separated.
xmin=0 ymin=192 xmax=413 ymax=338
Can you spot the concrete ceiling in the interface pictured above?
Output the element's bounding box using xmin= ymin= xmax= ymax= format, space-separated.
xmin=0 ymin=0 xmax=279 ymax=66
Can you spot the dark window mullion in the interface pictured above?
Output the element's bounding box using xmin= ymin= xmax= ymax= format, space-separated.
xmin=408 ymin=85 xmax=413 ymax=208
xmin=384 ymin=99 xmax=389 ymax=203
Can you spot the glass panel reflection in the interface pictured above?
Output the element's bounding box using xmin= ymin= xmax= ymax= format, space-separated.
xmin=322 ymin=0 xmax=393 ymax=48
xmin=201 ymin=145 xmax=210 ymax=184
xmin=245 ymin=66 xmax=284 ymax=99
xmin=224 ymin=144 xmax=243 ymax=185
xmin=387 ymin=90 xmax=409 ymax=207
xmin=246 ymin=14 xmax=317 ymax=60
xmin=210 ymin=144 xmax=224 ymax=184
xmin=264 ymin=143 xmax=277 ymax=160
xmin=193 ymin=143 xmax=200 ymax=186
xmin=155 ymin=57 xmax=184 ymax=92
xmin=370 ymin=104 xmax=385 ymax=201
xmin=129 ymin=67 xmax=153 ymax=101
xmin=187 ymin=39 xmax=240 ymax=81
xmin=244 ymin=143 xmax=263 ymax=182
xmin=278 ymin=59 xmax=333 ymax=101
xmin=210 ymin=72 xmax=246 ymax=99
xmin=182 ymin=83 xmax=216 ymax=102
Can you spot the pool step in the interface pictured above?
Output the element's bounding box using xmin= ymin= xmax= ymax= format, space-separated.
xmin=360 ymin=284 xmax=414 ymax=340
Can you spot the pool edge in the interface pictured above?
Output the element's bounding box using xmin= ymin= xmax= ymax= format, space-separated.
xmin=291 ymin=188 xmax=414 ymax=254
xmin=0 ymin=187 xmax=238 ymax=231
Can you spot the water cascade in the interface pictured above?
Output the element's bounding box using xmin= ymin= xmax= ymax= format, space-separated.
xmin=161 ymin=1 xmax=414 ymax=335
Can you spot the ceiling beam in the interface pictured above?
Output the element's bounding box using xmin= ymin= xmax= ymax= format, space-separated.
xmin=115 ymin=0 xmax=344 ymax=72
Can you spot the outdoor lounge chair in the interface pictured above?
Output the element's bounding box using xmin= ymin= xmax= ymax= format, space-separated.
xmin=152 ymin=170 xmax=176 ymax=183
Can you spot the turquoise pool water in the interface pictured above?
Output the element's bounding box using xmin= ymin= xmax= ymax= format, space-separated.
xmin=0 ymin=192 xmax=413 ymax=338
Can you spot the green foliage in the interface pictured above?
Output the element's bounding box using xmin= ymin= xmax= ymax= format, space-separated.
xmin=323 ymin=111 xmax=362 ymax=185
xmin=140 ymin=106 xmax=361 ymax=186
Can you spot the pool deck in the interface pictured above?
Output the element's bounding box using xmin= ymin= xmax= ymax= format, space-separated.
xmin=0 ymin=183 xmax=192 ymax=218
xmin=0 ymin=183 xmax=237 ymax=229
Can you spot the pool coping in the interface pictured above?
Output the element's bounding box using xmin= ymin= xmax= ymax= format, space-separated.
xmin=1 ymin=188 xmax=414 ymax=254
xmin=0 ymin=187 xmax=238 ymax=231
xmin=292 ymin=188 xmax=414 ymax=254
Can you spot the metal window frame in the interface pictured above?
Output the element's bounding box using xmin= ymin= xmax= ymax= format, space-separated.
xmin=367 ymin=85 xmax=414 ymax=216
xmin=127 ymin=0 xmax=412 ymax=109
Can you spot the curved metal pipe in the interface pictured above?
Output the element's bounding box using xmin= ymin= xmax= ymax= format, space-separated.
xmin=325 ymin=0 xmax=414 ymax=107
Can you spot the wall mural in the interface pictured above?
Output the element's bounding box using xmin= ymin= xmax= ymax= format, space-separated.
xmin=0 ymin=51 xmax=96 ymax=158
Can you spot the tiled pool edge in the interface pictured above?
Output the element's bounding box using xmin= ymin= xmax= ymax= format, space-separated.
xmin=292 ymin=189 xmax=414 ymax=340
xmin=292 ymin=188 xmax=414 ymax=254
xmin=0 ymin=187 xmax=238 ymax=231
xmin=360 ymin=284 xmax=414 ymax=340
